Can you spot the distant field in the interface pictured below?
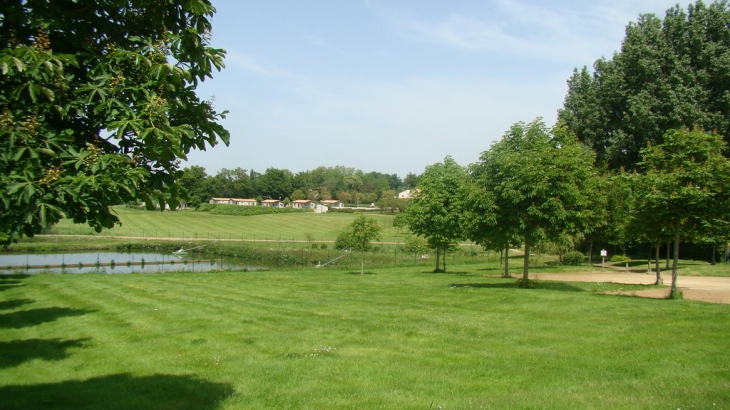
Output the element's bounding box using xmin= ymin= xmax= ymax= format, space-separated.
xmin=47 ymin=207 xmax=409 ymax=243
xmin=1 ymin=264 xmax=728 ymax=409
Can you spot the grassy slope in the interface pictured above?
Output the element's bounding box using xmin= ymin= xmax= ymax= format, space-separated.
xmin=48 ymin=207 xmax=408 ymax=242
xmin=1 ymin=263 xmax=728 ymax=409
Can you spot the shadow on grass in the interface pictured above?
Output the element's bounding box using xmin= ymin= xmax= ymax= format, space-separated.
xmin=475 ymin=267 xmax=501 ymax=271
xmin=0 ymin=373 xmax=235 ymax=410
xmin=0 ymin=307 xmax=95 ymax=329
xmin=0 ymin=337 xmax=91 ymax=368
xmin=421 ymin=271 xmax=470 ymax=275
xmin=450 ymin=281 xmax=586 ymax=292
xmin=344 ymin=271 xmax=376 ymax=275
xmin=0 ymin=282 xmax=26 ymax=292
xmin=0 ymin=299 xmax=34 ymax=311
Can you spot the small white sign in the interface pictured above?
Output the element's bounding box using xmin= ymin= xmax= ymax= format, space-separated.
xmin=600 ymin=249 xmax=608 ymax=257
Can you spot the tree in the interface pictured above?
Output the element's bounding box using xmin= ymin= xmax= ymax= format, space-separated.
xmin=335 ymin=215 xmax=382 ymax=274
xmin=469 ymin=119 xmax=597 ymax=286
xmin=336 ymin=191 xmax=351 ymax=204
xmin=403 ymin=173 xmax=420 ymax=189
xmin=0 ymin=1 xmax=229 ymax=244
xmin=179 ymin=166 xmax=210 ymax=207
xmin=560 ymin=1 xmax=730 ymax=170
xmin=630 ymin=128 xmax=730 ymax=296
xmin=290 ymin=189 xmax=306 ymax=201
xmin=319 ymin=187 xmax=332 ymax=201
xmin=257 ymin=168 xmax=293 ymax=200
xmin=462 ymin=180 xmax=520 ymax=277
xmin=380 ymin=190 xmax=396 ymax=200
xmin=206 ymin=167 xmax=251 ymax=199
xmin=403 ymin=156 xmax=465 ymax=272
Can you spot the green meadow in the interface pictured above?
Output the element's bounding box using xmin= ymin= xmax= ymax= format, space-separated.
xmin=1 ymin=262 xmax=729 ymax=409
xmin=46 ymin=207 xmax=407 ymax=243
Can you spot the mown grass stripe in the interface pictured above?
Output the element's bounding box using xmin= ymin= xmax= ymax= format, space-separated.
xmin=1 ymin=266 xmax=729 ymax=409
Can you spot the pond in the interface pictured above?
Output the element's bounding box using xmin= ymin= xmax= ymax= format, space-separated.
xmin=0 ymin=252 xmax=269 ymax=274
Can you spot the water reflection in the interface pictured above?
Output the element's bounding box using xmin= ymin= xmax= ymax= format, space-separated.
xmin=0 ymin=252 xmax=267 ymax=274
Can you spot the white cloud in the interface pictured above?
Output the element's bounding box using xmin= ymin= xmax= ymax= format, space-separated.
xmin=400 ymin=0 xmax=674 ymax=64
xmin=223 ymin=49 xmax=297 ymax=79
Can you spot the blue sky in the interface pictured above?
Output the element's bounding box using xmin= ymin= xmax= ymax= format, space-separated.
xmin=186 ymin=0 xmax=675 ymax=178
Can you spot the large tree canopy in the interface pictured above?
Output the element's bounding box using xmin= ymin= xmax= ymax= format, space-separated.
xmin=630 ymin=128 xmax=730 ymax=295
xmin=468 ymin=119 xmax=597 ymax=286
xmin=560 ymin=1 xmax=730 ymax=170
xmin=0 ymin=0 xmax=229 ymax=244
xmin=404 ymin=156 xmax=465 ymax=273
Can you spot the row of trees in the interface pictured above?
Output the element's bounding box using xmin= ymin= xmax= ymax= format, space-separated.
xmin=403 ymin=121 xmax=730 ymax=295
xmin=179 ymin=165 xmax=419 ymax=207
xmin=400 ymin=1 xmax=730 ymax=295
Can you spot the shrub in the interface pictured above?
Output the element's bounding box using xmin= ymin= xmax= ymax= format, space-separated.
xmin=516 ymin=278 xmax=537 ymax=289
xmin=611 ymin=254 xmax=631 ymax=263
xmin=334 ymin=231 xmax=354 ymax=250
xmin=403 ymin=236 xmax=428 ymax=254
xmin=563 ymin=251 xmax=586 ymax=265
xmin=195 ymin=204 xmax=305 ymax=216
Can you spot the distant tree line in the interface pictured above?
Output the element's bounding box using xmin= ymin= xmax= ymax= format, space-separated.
xmin=179 ymin=165 xmax=421 ymax=207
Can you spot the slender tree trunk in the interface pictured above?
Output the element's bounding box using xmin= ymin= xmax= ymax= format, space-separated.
xmin=443 ymin=248 xmax=447 ymax=273
xmin=522 ymin=239 xmax=530 ymax=287
xmin=360 ymin=251 xmax=364 ymax=275
xmin=588 ymin=236 xmax=594 ymax=265
xmin=503 ymin=243 xmax=510 ymax=277
xmin=666 ymin=243 xmax=670 ymax=270
xmin=671 ymin=227 xmax=680 ymax=297
xmin=654 ymin=245 xmax=662 ymax=285
xmin=434 ymin=247 xmax=441 ymax=272
xmin=711 ymin=243 xmax=716 ymax=265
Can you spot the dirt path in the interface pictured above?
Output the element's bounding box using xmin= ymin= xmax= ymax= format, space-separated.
xmin=531 ymin=271 xmax=730 ymax=304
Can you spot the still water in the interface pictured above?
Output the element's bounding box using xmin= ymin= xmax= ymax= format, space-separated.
xmin=0 ymin=252 xmax=266 ymax=274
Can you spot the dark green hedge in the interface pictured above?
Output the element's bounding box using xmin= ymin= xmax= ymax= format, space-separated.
xmin=195 ymin=204 xmax=306 ymax=216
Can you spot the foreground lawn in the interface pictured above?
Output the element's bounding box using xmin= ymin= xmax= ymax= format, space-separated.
xmin=1 ymin=265 xmax=729 ymax=409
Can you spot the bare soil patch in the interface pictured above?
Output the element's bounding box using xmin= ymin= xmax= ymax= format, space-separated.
xmin=530 ymin=271 xmax=730 ymax=304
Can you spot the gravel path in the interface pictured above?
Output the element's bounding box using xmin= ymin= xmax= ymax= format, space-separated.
xmin=530 ymin=271 xmax=730 ymax=304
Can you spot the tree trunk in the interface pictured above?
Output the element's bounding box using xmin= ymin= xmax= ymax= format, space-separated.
xmin=711 ymin=243 xmax=716 ymax=265
xmin=434 ymin=246 xmax=441 ymax=272
xmin=443 ymin=248 xmax=447 ymax=273
xmin=654 ymin=245 xmax=662 ymax=285
xmin=522 ymin=239 xmax=530 ymax=287
xmin=360 ymin=251 xmax=364 ymax=275
xmin=503 ymin=243 xmax=510 ymax=277
xmin=671 ymin=227 xmax=680 ymax=297
xmin=666 ymin=243 xmax=670 ymax=270
xmin=588 ymin=236 xmax=594 ymax=265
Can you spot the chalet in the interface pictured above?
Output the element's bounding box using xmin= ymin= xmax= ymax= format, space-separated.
xmin=210 ymin=197 xmax=233 ymax=205
xmin=320 ymin=199 xmax=344 ymax=208
xmin=232 ymin=198 xmax=257 ymax=206
xmin=398 ymin=190 xmax=412 ymax=199
xmin=261 ymin=199 xmax=284 ymax=208
xmin=291 ymin=199 xmax=313 ymax=209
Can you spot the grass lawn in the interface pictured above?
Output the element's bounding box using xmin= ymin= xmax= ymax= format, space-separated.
xmin=1 ymin=263 xmax=728 ymax=409
xmin=46 ymin=207 xmax=408 ymax=243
